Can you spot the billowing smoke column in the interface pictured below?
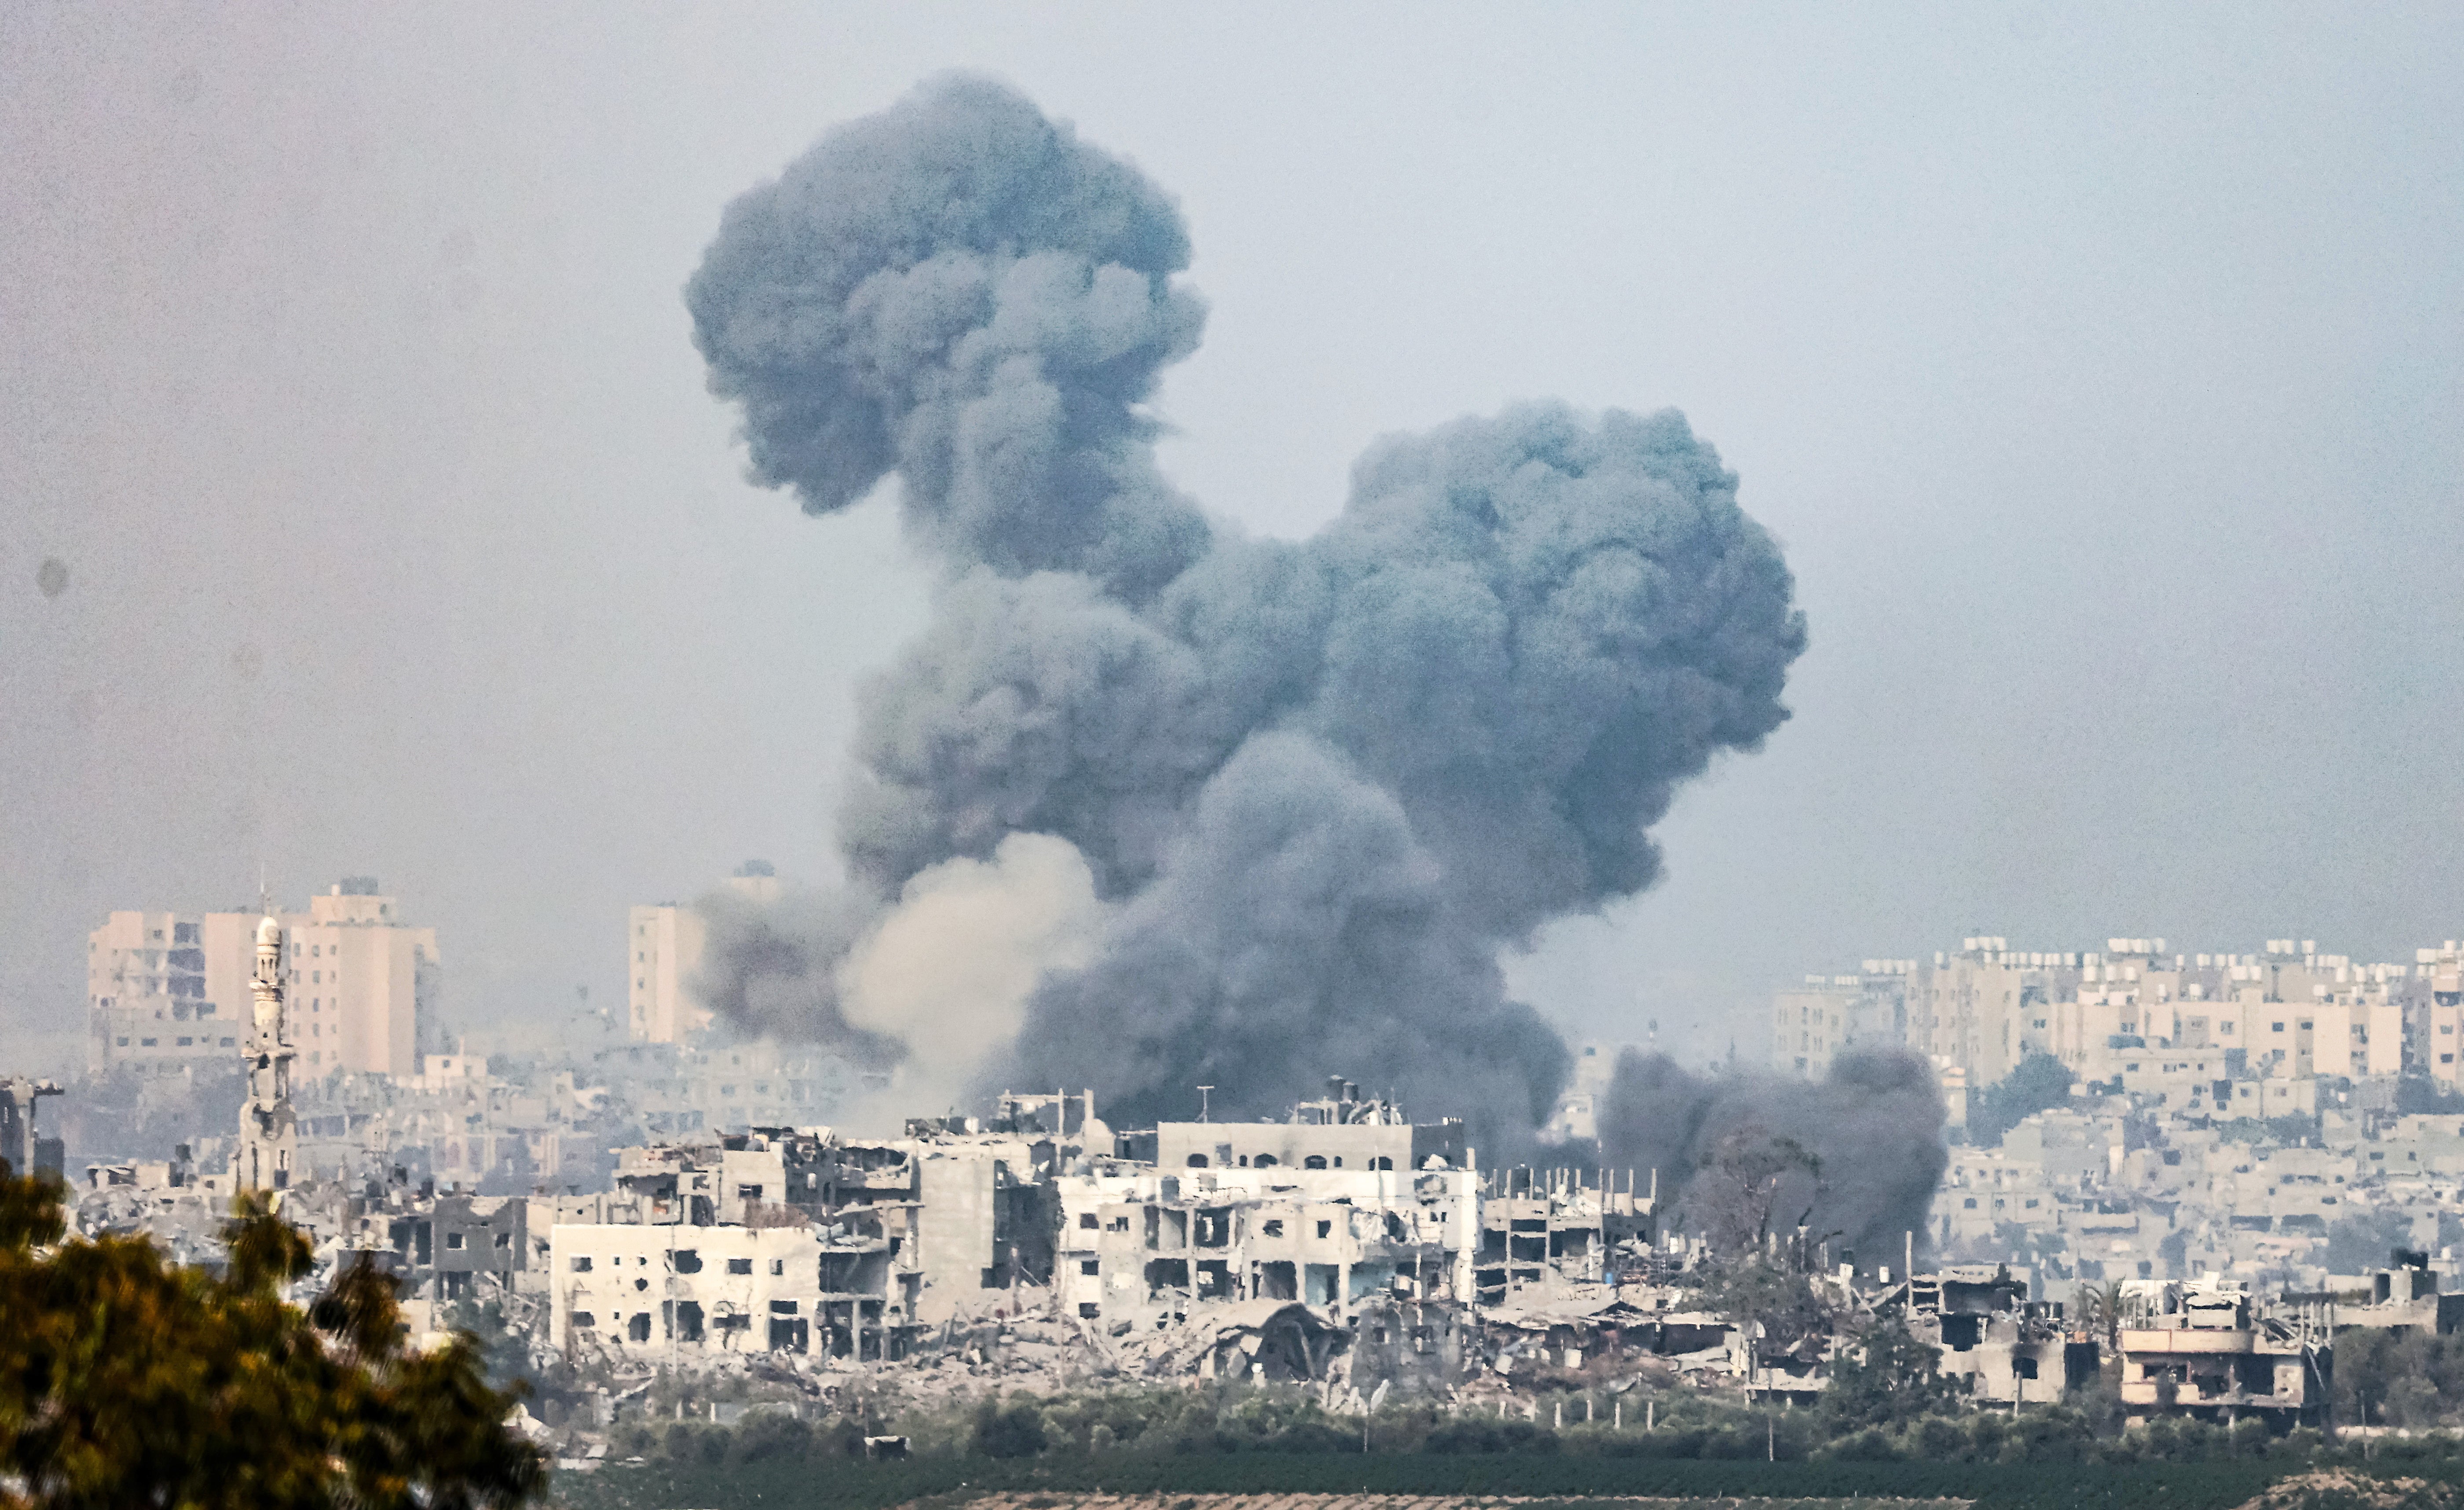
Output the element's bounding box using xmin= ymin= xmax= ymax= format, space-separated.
xmin=685 ymin=74 xmax=1808 ymax=1136
xmin=1595 ymin=1048 xmax=1949 ymax=1264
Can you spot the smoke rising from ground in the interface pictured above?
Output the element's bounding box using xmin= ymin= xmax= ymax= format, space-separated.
xmin=841 ymin=833 xmax=1107 ymax=1116
xmin=1596 ymin=1047 xmax=1949 ymax=1263
xmin=684 ymin=74 xmax=1807 ymax=1135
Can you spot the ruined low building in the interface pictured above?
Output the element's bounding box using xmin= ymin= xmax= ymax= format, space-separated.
xmin=0 ymin=1076 xmax=65 ymax=1179
xmin=1890 ymin=1264 xmax=2102 ymax=1405
xmin=2117 ymin=1286 xmax=2330 ymax=1426
xmin=428 ymin=1193 xmax=533 ymax=1300
xmin=537 ymin=1084 xmax=1656 ymax=1370
xmin=1190 ymin=1299 xmax=1351 ymax=1382
xmin=544 ymin=1098 xmax=1086 ymax=1358
xmin=1483 ymin=1294 xmax=1733 ymax=1384
xmin=2317 ymin=1252 xmax=2464 ymax=1336
xmin=1345 ymin=1294 xmax=1478 ymax=1396
xmin=1054 ymin=1160 xmax=1478 ymax=1331
xmin=548 ymin=1223 xmax=849 ymax=1356
xmin=1474 ymin=1165 xmax=1654 ymax=1306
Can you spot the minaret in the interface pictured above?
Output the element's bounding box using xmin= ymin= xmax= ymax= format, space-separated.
xmin=237 ymin=913 xmax=300 ymax=1194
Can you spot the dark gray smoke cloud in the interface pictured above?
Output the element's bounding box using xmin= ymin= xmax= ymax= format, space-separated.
xmin=686 ymin=74 xmax=1808 ymax=1135
xmin=686 ymin=73 xmax=1208 ymax=602
xmin=1596 ymin=1047 xmax=1948 ymax=1263
xmin=690 ymin=887 xmax=902 ymax=1067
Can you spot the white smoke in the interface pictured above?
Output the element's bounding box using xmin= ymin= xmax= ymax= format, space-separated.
xmin=839 ymin=832 xmax=1106 ymax=1119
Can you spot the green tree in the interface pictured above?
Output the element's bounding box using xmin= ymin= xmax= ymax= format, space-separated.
xmin=1688 ymin=1256 xmax=1835 ymax=1354
xmin=969 ymin=1397 xmax=1050 ymax=1459
xmin=2322 ymin=1208 xmax=2416 ymax=1275
xmin=1689 ymin=1125 xmax=1821 ymax=1253
xmin=0 ymin=1166 xmax=545 ymax=1509
xmin=1966 ymin=1052 xmax=2074 ymax=1147
xmin=2070 ymin=1278 xmax=2126 ymax=1347
xmin=1821 ymin=1312 xmax=1961 ymax=1429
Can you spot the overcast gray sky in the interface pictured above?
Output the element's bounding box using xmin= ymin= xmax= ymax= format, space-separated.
xmin=4 ymin=4 xmax=2459 ymax=1075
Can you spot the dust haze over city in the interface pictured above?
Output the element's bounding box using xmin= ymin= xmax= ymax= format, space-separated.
xmin=5 ymin=11 xmax=2463 ymax=1250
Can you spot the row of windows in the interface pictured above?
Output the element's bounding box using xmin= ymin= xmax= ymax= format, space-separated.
xmin=116 ymin=1035 xmax=238 ymax=1049
xmin=571 ymin=1305 xmax=800 ymax=1339
xmin=1181 ymin=1153 xmax=1394 ymax=1170
xmin=568 ymin=1253 xmax=779 ymax=1275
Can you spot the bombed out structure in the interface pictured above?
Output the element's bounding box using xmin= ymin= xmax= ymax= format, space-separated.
xmin=546 ymin=1080 xmax=1654 ymax=1369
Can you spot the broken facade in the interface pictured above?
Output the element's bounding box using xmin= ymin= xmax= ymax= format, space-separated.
xmin=543 ymin=1082 xmax=1653 ymax=1383
xmin=2117 ymin=1285 xmax=2331 ymax=1426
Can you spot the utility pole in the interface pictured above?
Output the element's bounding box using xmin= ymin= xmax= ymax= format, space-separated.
xmin=1197 ymin=1086 xmax=1213 ymax=1123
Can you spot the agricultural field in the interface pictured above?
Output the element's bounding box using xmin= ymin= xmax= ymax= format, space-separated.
xmin=549 ymin=1453 xmax=2296 ymax=1510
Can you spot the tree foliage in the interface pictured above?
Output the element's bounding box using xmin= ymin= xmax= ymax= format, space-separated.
xmin=1821 ymin=1313 xmax=1962 ymax=1429
xmin=2321 ymin=1208 xmax=2418 ymax=1277
xmin=1685 ymin=1257 xmax=1838 ymax=1353
xmin=2070 ymin=1279 xmax=2127 ymax=1346
xmin=970 ymin=1397 xmax=1051 ymax=1459
xmin=0 ymin=1165 xmax=546 ymax=1509
xmin=1966 ymin=1052 xmax=2075 ymax=1147
xmin=2334 ymin=1330 xmax=2464 ymax=1429
xmin=1688 ymin=1124 xmax=1822 ymax=1253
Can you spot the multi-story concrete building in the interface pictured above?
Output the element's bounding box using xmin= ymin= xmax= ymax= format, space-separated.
xmin=88 ymin=879 xmax=436 ymax=1078
xmin=282 ymin=882 xmax=436 ymax=1077
xmin=624 ymin=904 xmax=708 ymax=1045
xmin=586 ymin=1039 xmax=848 ymax=1135
xmin=542 ymin=1083 xmax=1651 ymax=1365
xmin=87 ymin=910 xmax=257 ymax=1076
xmin=1771 ymin=963 xmax=1914 ymax=1080
xmin=626 ymin=863 xmax=780 ymax=1044
xmin=2117 ymin=1286 xmax=2329 ymax=1427
xmin=551 ymin=1222 xmax=831 ymax=1355
xmin=1908 ymin=937 xmax=2047 ymax=1089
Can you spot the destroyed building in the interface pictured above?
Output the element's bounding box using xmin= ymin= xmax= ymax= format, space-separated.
xmin=2116 ymin=1283 xmax=2331 ymax=1426
xmin=547 ymin=1094 xmax=1086 ymax=1362
xmin=1 ymin=1076 xmax=65 ymax=1178
xmin=1905 ymin=1264 xmax=2099 ymax=1404
xmin=540 ymin=1080 xmax=1656 ymax=1379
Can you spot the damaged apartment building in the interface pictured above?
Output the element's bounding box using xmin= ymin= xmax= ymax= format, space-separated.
xmin=550 ymin=1092 xmax=1076 ymax=1361
xmin=547 ymin=1079 xmax=1653 ymax=1370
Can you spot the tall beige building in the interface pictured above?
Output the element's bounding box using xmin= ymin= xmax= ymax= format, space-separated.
xmin=88 ymin=878 xmax=437 ymax=1078
xmin=628 ymin=864 xmax=780 ymax=1044
xmin=1772 ymin=960 xmax=1916 ymax=1080
xmin=284 ymin=880 xmax=436 ymax=1077
xmin=626 ymin=903 xmax=709 ymax=1045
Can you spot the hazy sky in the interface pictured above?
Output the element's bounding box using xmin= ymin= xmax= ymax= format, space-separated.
xmin=5 ymin=5 xmax=2459 ymax=1075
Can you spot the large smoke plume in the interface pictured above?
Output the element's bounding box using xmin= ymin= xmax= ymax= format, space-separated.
xmin=1596 ymin=1048 xmax=1949 ymax=1264
xmin=684 ymin=75 xmax=1808 ymax=1136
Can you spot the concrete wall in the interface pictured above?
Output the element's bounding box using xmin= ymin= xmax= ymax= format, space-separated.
xmin=549 ymin=1223 xmax=830 ymax=1354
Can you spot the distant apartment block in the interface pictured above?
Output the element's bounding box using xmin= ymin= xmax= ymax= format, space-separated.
xmin=624 ymin=904 xmax=707 ymax=1045
xmin=1774 ymin=960 xmax=1916 ymax=1081
xmin=626 ymin=863 xmax=780 ymax=1045
xmin=1777 ymin=933 xmax=2464 ymax=1108
xmin=88 ymin=878 xmax=436 ymax=1078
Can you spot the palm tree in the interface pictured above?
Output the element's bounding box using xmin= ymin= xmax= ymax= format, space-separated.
xmin=2069 ymin=1278 xmax=2127 ymax=1345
